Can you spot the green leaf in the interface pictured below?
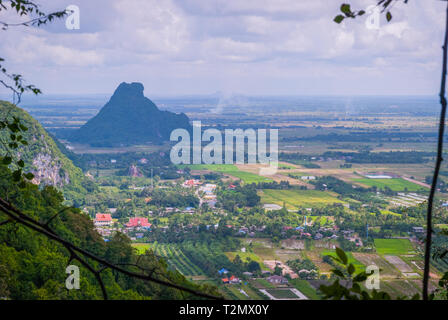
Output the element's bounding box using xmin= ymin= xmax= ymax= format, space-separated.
xmin=331 ymin=269 xmax=345 ymax=277
xmin=334 ymin=15 xmax=345 ymax=24
xmin=386 ymin=11 xmax=392 ymax=22
xmin=2 ymin=156 xmax=12 ymax=165
xmin=336 ymin=247 xmax=348 ymax=265
xmin=7 ymin=123 xmax=19 ymax=132
xmin=24 ymin=172 xmax=34 ymax=180
xmin=341 ymin=4 xmax=351 ymax=14
xmin=327 ymin=254 xmax=342 ymax=263
xmin=17 ymin=159 xmax=25 ymax=167
xmin=351 ymin=282 xmax=361 ymax=293
xmin=353 ymin=272 xmax=368 ymax=282
xmin=358 ymin=10 xmax=366 ymax=16
xmin=347 ymin=263 xmax=355 ymax=275
xmin=12 ymin=169 xmax=22 ymax=182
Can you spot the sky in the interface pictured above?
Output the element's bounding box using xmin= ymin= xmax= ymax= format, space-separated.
xmin=0 ymin=0 xmax=446 ymax=96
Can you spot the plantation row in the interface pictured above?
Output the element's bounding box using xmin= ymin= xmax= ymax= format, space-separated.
xmin=151 ymin=241 xmax=204 ymax=276
xmin=180 ymin=241 xmax=235 ymax=277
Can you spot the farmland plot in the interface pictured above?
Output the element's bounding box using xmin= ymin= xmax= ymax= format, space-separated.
xmin=259 ymin=189 xmax=345 ymax=209
xmin=384 ymin=255 xmax=413 ymax=273
xmin=352 ymin=253 xmax=401 ymax=278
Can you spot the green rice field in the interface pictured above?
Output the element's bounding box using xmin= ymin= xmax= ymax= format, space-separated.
xmin=374 ymin=239 xmax=414 ymax=255
xmin=259 ymin=189 xmax=345 ymax=209
xmin=352 ymin=178 xmax=426 ymax=192
xmin=180 ymin=164 xmax=273 ymax=183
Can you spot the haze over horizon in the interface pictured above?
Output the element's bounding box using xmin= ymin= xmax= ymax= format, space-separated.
xmin=0 ymin=0 xmax=445 ymax=96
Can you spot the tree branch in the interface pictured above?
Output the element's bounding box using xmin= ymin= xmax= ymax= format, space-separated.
xmin=423 ymin=0 xmax=448 ymax=301
xmin=0 ymin=198 xmax=222 ymax=300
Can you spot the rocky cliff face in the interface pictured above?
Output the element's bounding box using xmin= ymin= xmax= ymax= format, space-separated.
xmin=31 ymin=153 xmax=70 ymax=187
xmin=0 ymin=101 xmax=87 ymax=200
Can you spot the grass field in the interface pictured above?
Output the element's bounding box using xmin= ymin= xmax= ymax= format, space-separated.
xmin=307 ymin=216 xmax=334 ymax=226
xmin=352 ymin=178 xmax=425 ymax=192
xmin=265 ymin=289 xmax=300 ymax=299
xmin=131 ymin=243 xmax=152 ymax=254
xmin=222 ymin=284 xmax=265 ymax=300
xmin=289 ymin=279 xmax=321 ymax=300
xmin=225 ymin=252 xmax=265 ymax=265
xmin=226 ymin=170 xmax=273 ymax=183
xmin=254 ymin=279 xmax=276 ymax=289
xmin=277 ymin=163 xmax=297 ymax=170
xmin=181 ymin=164 xmax=238 ymax=171
xmin=98 ymin=186 xmax=120 ymax=193
xmin=180 ymin=164 xmax=273 ymax=183
xmin=259 ymin=189 xmax=345 ymax=209
xmin=374 ymin=239 xmax=414 ymax=255
xmin=380 ymin=210 xmax=402 ymax=217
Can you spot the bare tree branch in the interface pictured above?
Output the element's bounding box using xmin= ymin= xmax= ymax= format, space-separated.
xmin=0 ymin=197 xmax=222 ymax=300
xmin=423 ymin=0 xmax=448 ymax=301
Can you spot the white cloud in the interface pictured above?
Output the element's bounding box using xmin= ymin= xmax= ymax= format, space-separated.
xmin=0 ymin=0 xmax=446 ymax=95
xmin=3 ymin=33 xmax=103 ymax=67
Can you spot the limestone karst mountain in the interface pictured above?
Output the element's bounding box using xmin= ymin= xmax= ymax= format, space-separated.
xmin=70 ymin=82 xmax=191 ymax=147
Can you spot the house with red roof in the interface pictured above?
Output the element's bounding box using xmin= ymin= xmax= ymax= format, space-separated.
xmin=229 ymin=275 xmax=240 ymax=284
xmin=183 ymin=179 xmax=201 ymax=187
xmin=94 ymin=213 xmax=113 ymax=227
xmin=126 ymin=217 xmax=152 ymax=229
xmin=302 ymin=232 xmax=312 ymax=238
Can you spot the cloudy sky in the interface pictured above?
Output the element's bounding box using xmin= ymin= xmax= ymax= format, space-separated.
xmin=0 ymin=0 xmax=446 ymax=96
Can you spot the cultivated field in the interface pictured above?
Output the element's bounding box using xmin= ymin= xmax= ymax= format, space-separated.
xmin=374 ymin=239 xmax=414 ymax=256
xmin=182 ymin=164 xmax=273 ymax=183
xmin=132 ymin=242 xmax=204 ymax=276
xmin=352 ymin=178 xmax=426 ymax=192
xmin=259 ymin=189 xmax=345 ymax=209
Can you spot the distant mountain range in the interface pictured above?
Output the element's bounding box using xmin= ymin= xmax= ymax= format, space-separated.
xmin=70 ymin=82 xmax=191 ymax=147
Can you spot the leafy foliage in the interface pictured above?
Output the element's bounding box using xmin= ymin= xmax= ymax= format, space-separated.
xmin=0 ymin=101 xmax=90 ymax=205
xmin=319 ymin=247 xmax=419 ymax=300
xmin=0 ymin=163 xmax=219 ymax=299
xmin=0 ymin=106 xmax=34 ymax=187
xmin=333 ymin=1 xmax=407 ymax=25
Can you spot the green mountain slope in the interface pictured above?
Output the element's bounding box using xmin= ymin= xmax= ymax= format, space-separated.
xmin=0 ymin=164 xmax=218 ymax=300
xmin=0 ymin=100 xmax=88 ymax=204
xmin=70 ymin=82 xmax=191 ymax=147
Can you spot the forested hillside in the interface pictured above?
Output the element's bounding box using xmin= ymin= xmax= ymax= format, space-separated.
xmin=0 ymin=163 xmax=218 ymax=299
xmin=0 ymin=101 xmax=89 ymax=205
